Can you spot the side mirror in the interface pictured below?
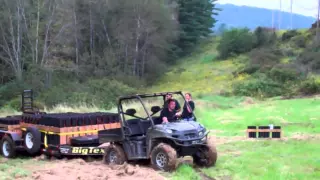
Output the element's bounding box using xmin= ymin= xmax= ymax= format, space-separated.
xmin=151 ymin=106 xmax=161 ymax=114
xmin=125 ymin=108 xmax=136 ymax=116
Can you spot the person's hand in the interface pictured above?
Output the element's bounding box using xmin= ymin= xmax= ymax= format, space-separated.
xmin=175 ymin=112 xmax=182 ymax=117
xmin=162 ymin=117 xmax=168 ymax=123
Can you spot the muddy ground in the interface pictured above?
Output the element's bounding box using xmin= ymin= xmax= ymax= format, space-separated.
xmin=13 ymin=134 xmax=320 ymax=180
xmin=28 ymin=159 xmax=165 ymax=180
xmin=15 ymin=135 xmax=227 ymax=180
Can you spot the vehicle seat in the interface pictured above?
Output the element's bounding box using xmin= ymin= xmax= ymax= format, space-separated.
xmin=126 ymin=119 xmax=144 ymax=136
xmin=140 ymin=120 xmax=152 ymax=133
xmin=152 ymin=116 xmax=162 ymax=125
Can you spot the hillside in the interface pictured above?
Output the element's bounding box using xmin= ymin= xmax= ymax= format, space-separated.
xmin=150 ymin=27 xmax=320 ymax=99
xmin=214 ymin=4 xmax=316 ymax=31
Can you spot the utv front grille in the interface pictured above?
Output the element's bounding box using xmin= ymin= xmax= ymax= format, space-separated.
xmin=184 ymin=133 xmax=197 ymax=139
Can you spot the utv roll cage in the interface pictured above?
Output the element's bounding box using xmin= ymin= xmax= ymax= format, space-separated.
xmin=117 ymin=91 xmax=195 ymax=127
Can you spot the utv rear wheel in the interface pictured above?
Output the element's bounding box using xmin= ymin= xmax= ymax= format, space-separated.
xmin=103 ymin=144 xmax=126 ymax=165
xmin=193 ymin=144 xmax=217 ymax=167
xmin=151 ymin=143 xmax=177 ymax=172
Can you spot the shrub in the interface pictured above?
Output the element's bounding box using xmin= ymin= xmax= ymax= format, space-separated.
xmin=248 ymin=47 xmax=282 ymax=71
xmin=296 ymin=51 xmax=320 ymax=74
xmin=299 ymin=77 xmax=320 ymax=95
xmin=0 ymin=81 xmax=29 ymax=107
xmin=217 ymin=28 xmax=257 ymax=59
xmin=281 ymin=30 xmax=300 ymax=41
xmin=291 ymin=35 xmax=307 ymax=48
xmin=38 ymin=78 xmax=137 ymax=109
xmin=3 ymin=98 xmax=45 ymax=111
xmin=268 ymin=64 xmax=303 ymax=83
xmin=232 ymin=74 xmax=284 ymax=98
xmin=254 ymin=27 xmax=277 ymax=47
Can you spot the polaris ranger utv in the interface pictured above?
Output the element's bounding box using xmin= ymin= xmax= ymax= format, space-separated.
xmin=98 ymin=92 xmax=217 ymax=171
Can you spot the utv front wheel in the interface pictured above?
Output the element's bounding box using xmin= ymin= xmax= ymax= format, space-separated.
xmin=151 ymin=143 xmax=177 ymax=172
xmin=103 ymin=144 xmax=126 ymax=165
xmin=193 ymin=144 xmax=217 ymax=167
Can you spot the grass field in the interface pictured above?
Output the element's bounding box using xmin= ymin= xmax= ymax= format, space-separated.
xmin=169 ymin=96 xmax=320 ymax=180
xmin=1 ymin=96 xmax=319 ymax=180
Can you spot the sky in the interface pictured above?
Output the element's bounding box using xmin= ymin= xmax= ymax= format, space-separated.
xmin=217 ymin=0 xmax=318 ymax=17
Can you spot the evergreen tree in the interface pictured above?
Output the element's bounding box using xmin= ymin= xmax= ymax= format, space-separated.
xmin=174 ymin=0 xmax=219 ymax=57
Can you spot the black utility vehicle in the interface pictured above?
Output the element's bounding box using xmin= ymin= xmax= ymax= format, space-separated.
xmin=98 ymin=92 xmax=217 ymax=171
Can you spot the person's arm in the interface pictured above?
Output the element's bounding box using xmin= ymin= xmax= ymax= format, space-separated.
xmin=187 ymin=101 xmax=195 ymax=113
xmin=160 ymin=109 xmax=169 ymax=123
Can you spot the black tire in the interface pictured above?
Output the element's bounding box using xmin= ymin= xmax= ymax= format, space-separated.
xmin=150 ymin=143 xmax=177 ymax=172
xmin=24 ymin=127 xmax=41 ymax=155
xmin=103 ymin=144 xmax=127 ymax=165
xmin=193 ymin=144 xmax=217 ymax=167
xmin=0 ymin=136 xmax=16 ymax=158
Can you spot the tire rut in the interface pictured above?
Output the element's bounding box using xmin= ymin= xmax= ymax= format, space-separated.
xmin=195 ymin=168 xmax=216 ymax=180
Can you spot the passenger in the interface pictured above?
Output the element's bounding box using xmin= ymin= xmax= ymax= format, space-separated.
xmin=163 ymin=93 xmax=181 ymax=112
xmin=181 ymin=93 xmax=195 ymax=121
xmin=160 ymin=99 xmax=180 ymax=123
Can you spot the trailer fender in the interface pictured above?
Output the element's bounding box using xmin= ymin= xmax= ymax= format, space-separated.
xmin=0 ymin=131 xmax=22 ymax=142
xmin=98 ymin=142 xmax=110 ymax=148
xmin=8 ymin=132 xmax=23 ymax=142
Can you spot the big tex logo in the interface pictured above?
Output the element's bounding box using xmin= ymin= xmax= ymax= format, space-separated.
xmin=71 ymin=147 xmax=105 ymax=155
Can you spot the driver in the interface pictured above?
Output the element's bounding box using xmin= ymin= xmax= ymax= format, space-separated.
xmin=160 ymin=99 xmax=181 ymax=123
xmin=163 ymin=93 xmax=181 ymax=112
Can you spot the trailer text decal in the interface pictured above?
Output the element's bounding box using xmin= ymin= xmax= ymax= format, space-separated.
xmin=59 ymin=147 xmax=105 ymax=155
xmin=71 ymin=147 xmax=105 ymax=155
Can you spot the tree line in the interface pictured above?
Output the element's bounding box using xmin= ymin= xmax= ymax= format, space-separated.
xmin=0 ymin=0 xmax=218 ymax=86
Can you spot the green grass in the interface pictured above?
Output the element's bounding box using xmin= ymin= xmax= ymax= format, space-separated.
xmin=200 ymin=139 xmax=320 ymax=180
xmin=171 ymin=165 xmax=202 ymax=180
xmin=0 ymin=157 xmax=46 ymax=180
xmin=171 ymin=138 xmax=320 ymax=180
xmin=196 ymin=97 xmax=320 ymax=137
xmin=167 ymin=96 xmax=320 ymax=180
xmin=197 ymin=95 xmax=247 ymax=109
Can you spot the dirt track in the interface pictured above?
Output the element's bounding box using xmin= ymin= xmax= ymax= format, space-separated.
xmin=21 ymin=135 xmax=226 ymax=180
xmin=17 ymin=134 xmax=320 ymax=180
xmin=28 ymin=158 xmax=166 ymax=180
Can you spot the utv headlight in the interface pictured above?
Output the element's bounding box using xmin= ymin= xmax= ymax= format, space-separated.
xmin=166 ymin=129 xmax=173 ymax=134
xmin=198 ymin=131 xmax=204 ymax=137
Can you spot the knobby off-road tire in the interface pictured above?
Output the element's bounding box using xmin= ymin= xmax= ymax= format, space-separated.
xmin=24 ymin=127 xmax=41 ymax=155
xmin=193 ymin=144 xmax=217 ymax=167
xmin=0 ymin=136 xmax=16 ymax=158
xmin=151 ymin=143 xmax=177 ymax=172
xmin=103 ymin=144 xmax=127 ymax=165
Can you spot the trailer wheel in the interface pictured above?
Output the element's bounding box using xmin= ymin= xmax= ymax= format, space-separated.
xmin=24 ymin=127 xmax=41 ymax=155
xmin=103 ymin=144 xmax=127 ymax=165
xmin=151 ymin=143 xmax=177 ymax=172
xmin=0 ymin=136 xmax=16 ymax=158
